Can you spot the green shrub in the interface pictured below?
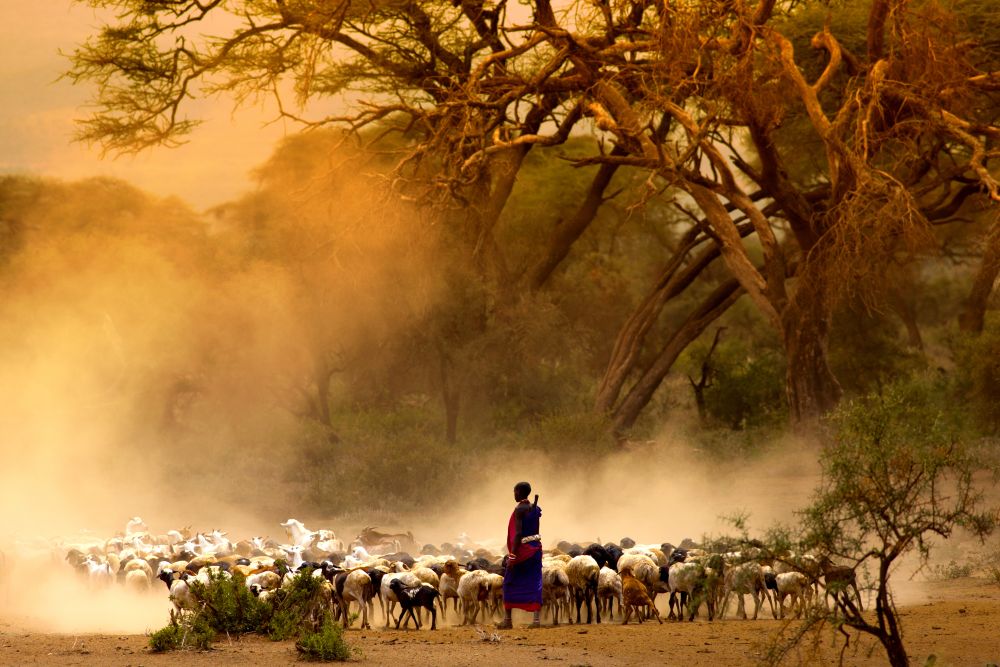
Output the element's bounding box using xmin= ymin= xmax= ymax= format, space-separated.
xmin=928 ymin=559 xmax=974 ymax=581
xmin=148 ymin=566 xmax=347 ymax=654
xmin=264 ymin=567 xmax=330 ymax=639
xmin=187 ymin=570 xmax=270 ymax=634
xmin=295 ymin=616 xmax=354 ymax=662
xmin=701 ymin=348 xmax=787 ymax=430
xmin=267 ymin=606 xmax=303 ymax=642
xmin=148 ymin=622 xmax=183 ymax=652
xmin=951 ymin=318 xmax=1000 ymax=433
xmin=148 ymin=610 xmax=215 ymax=652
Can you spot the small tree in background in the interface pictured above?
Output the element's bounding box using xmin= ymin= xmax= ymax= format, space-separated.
xmin=766 ymin=383 xmax=998 ymax=667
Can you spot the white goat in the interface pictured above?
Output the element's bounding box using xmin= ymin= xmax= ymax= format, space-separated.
xmin=721 ymin=561 xmax=772 ymax=620
xmin=775 ymin=571 xmax=812 ymax=619
xmin=335 ymin=569 xmax=373 ymax=630
xmin=566 ymin=555 xmax=601 ymax=624
xmin=456 ymin=568 xmax=492 ymax=625
xmin=597 ymin=566 xmax=622 ymax=620
xmin=381 ymin=572 xmax=421 ymax=628
xmin=439 ymin=561 xmax=465 ymax=621
xmin=280 ymin=519 xmax=316 ymax=548
xmin=542 ymin=562 xmax=571 ymax=625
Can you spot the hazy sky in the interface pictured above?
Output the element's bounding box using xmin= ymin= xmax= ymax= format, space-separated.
xmin=0 ymin=1 xmax=294 ymax=209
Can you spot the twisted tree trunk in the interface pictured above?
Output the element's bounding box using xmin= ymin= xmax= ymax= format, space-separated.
xmin=781 ymin=288 xmax=842 ymax=422
xmin=611 ymin=280 xmax=743 ymax=434
xmin=959 ymin=221 xmax=1000 ymax=334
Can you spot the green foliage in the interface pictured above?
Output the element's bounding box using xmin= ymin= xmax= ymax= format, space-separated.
xmin=805 ymin=383 xmax=994 ymax=558
xmin=148 ymin=622 xmax=183 ymax=652
xmin=295 ymin=616 xmax=354 ymax=662
xmin=148 ymin=568 xmax=347 ymax=654
xmin=778 ymin=382 xmax=997 ymax=665
xmin=295 ymin=406 xmax=458 ymax=512
xmin=187 ymin=570 xmax=270 ymax=634
xmin=148 ymin=610 xmax=214 ymax=652
xmin=927 ymin=559 xmax=974 ymax=581
xmin=519 ymin=411 xmax=618 ymax=455
xmin=262 ymin=567 xmax=332 ymax=639
xmin=828 ymin=306 xmax=926 ymax=397
xmin=267 ymin=608 xmax=303 ymax=642
xmin=681 ymin=327 xmax=787 ymax=430
xmin=951 ymin=317 xmax=1000 ymax=433
xmin=702 ymin=349 xmax=786 ymax=430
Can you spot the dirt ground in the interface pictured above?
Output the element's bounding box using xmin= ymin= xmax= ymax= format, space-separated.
xmin=1 ymin=576 xmax=998 ymax=666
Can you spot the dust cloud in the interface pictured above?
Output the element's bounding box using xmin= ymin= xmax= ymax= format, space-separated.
xmin=0 ymin=550 xmax=171 ymax=634
xmin=420 ymin=428 xmax=823 ymax=549
xmin=0 ymin=134 xmax=441 ymax=631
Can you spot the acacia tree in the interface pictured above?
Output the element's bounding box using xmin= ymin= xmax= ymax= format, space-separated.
xmin=447 ymin=0 xmax=1000 ymax=422
xmin=765 ymin=386 xmax=998 ymax=667
xmin=69 ymin=0 xmax=1000 ymax=430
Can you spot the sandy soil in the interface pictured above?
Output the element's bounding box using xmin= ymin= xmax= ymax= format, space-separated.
xmin=2 ymin=577 xmax=998 ymax=666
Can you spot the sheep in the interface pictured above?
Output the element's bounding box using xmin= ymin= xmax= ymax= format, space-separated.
xmin=83 ymin=557 xmax=114 ymax=589
xmin=390 ymin=580 xmax=441 ymax=630
xmin=250 ymin=584 xmax=276 ymax=602
xmin=486 ymin=572 xmax=505 ymax=619
xmin=582 ymin=544 xmax=611 ymax=569
xmin=411 ymin=566 xmax=440 ymax=589
xmin=774 ymin=553 xmax=821 ymax=594
xmin=381 ymin=571 xmax=421 ymax=628
xmin=332 ymin=568 xmax=373 ymax=629
xmin=668 ymin=561 xmax=708 ymax=621
xmin=602 ymin=543 xmax=624 ymax=570
xmin=157 ymin=569 xmax=196 ymax=612
xmin=565 ymin=555 xmax=601 ymax=624
xmin=623 ymin=546 xmax=658 ymax=564
xmin=65 ymin=549 xmax=89 ymax=575
xmin=542 ymin=563 xmax=571 ymax=625
xmin=123 ymin=557 xmax=154 ymax=580
xmin=686 ymin=565 xmax=721 ymax=622
xmin=439 ymin=560 xmax=465 ymax=621
xmin=721 ymin=562 xmax=771 ymax=620
xmin=544 ymin=553 xmax=572 ymax=564
xmin=124 ymin=568 xmax=151 ymax=593
xmin=195 ymin=565 xmax=232 ymax=586
xmin=619 ymin=566 xmax=662 ymax=624
xmin=456 ymin=568 xmax=492 ymax=625
xmin=356 ymin=527 xmax=415 ymax=551
xmin=775 ymin=571 xmax=812 ymax=619
xmin=668 ymin=556 xmax=722 ymax=621
xmin=597 ymin=566 xmax=623 ymax=620
xmin=364 ymin=566 xmax=388 ymax=619
xmin=246 ymin=570 xmax=281 ymax=592
xmin=343 ymin=546 xmax=374 ymax=569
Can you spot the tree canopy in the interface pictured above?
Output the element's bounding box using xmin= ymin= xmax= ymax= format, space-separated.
xmin=67 ymin=0 xmax=1000 ymax=432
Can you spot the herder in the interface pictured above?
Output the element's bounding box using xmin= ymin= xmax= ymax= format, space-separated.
xmin=497 ymin=481 xmax=542 ymax=629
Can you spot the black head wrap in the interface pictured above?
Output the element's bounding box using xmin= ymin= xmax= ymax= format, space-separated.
xmin=514 ymin=481 xmax=531 ymax=501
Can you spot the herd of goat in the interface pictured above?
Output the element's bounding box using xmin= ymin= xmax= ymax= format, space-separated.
xmin=54 ymin=517 xmax=865 ymax=631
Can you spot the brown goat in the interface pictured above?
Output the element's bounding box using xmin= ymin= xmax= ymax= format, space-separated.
xmin=620 ymin=566 xmax=662 ymax=625
xmin=820 ymin=558 xmax=864 ymax=612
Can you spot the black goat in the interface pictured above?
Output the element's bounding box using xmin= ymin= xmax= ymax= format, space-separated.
xmin=602 ymin=543 xmax=624 ymax=570
xmin=389 ymin=579 xmax=440 ymax=630
xmin=583 ymin=544 xmax=610 ymax=570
